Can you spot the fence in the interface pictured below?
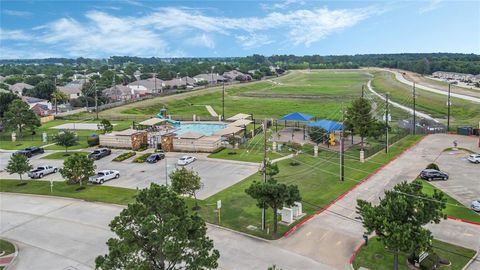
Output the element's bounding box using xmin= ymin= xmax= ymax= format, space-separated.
xmin=363 ymin=129 xmax=410 ymax=158
xmin=0 ymin=134 xmax=91 ymax=143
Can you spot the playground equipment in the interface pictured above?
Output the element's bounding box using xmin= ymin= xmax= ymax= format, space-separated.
xmin=157 ymin=107 xmax=180 ymax=126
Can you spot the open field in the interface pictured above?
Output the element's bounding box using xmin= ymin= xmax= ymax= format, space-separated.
xmin=102 ymin=70 xmax=371 ymax=120
xmin=371 ymin=71 xmax=480 ymax=127
xmin=353 ymin=237 xmax=476 ymax=270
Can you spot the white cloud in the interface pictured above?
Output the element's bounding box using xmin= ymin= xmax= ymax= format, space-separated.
xmin=418 ymin=0 xmax=443 ymax=14
xmin=2 ymin=9 xmax=32 ymax=17
xmin=187 ymin=34 xmax=215 ymax=49
xmin=236 ymin=34 xmax=273 ymax=49
xmin=0 ymin=28 xmax=33 ymax=41
xmin=261 ymin=0 xmax=305 ymax=11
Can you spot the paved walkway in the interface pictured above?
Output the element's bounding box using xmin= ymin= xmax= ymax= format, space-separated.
xmin=276 ymin=134 xmax=480 ymax=270
xmin=205 ymin=105 xmax=218 ymax=117
xmin=0 ymin=193 xmax=333 ymax=270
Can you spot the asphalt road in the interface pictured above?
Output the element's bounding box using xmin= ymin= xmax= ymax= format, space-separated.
xmin=276 ymin=134 xmax=480 ymax=270
xmin=0 ymin=193 xmax=333 ymax=270
xmin=0 ymin=149 xmax=259 ymax=200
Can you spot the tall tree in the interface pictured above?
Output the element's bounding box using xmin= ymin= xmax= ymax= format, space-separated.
xmin=245 ymin=179 xmax=301 ymax=234
xmin=344 ymin=97 xmax=374 ymax=151
xmin=264 ymin=161 xmax=279 ymax=180
xmin=0 ymin=92 xmax=19 ymax=118
xmin=308 ymin=126 xmax=327 ymax=145
xmin=24 ymin=80 xmax=56 ymax=100
xmin=96 ymin=183 xmax=219 ymax=270
xmin=53 ymin=130 xmax=78 ymax=153
xmin=356 ymin=180 xmax=447 ymax=270
xmin=3 ymin=99 xmax=41 ymax=136
xmin=170 ymin=167 xmax=202 ymax=210
xmin=60 ymin=154 xmax=96 ymax=187
xmin=5 ymin=154 xmax=32 ymax=183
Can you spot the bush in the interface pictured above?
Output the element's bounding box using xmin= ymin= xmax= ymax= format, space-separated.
xmin=136 ymin=143 xmax=148 ymax=152
xmin=87 ymin=136 xmax=99 ymax=147
xmin=290 ymin=160 xmax=300 ymax=166
xmin=132 ymin=153 xmax=151 ymax=163
xmin=113 ymin=152 xmax=136 ymax=162
xmin=420 ymin=253 xmax=440 ymax=270
xmin=426 ymin=163 xmax=440 ymax=170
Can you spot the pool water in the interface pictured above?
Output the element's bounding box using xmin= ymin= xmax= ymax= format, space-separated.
xmin=175 ymin=123 xmax=226 ymax=136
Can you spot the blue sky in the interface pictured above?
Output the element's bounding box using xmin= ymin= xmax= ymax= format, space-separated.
xmin=0 ymin=0 xmax=479 ymax=59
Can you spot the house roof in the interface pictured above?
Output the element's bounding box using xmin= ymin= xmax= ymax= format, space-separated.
xmin=111 ymin=128 xmax=146 ymax=136
xmin=21 ymin=96 xmax=48 ymax=104
xmin=139 ymin=118 xmax=166 ymax=126
xmin=9 ymin=82 xmax=34 ymax=93
xmin=103 ymin=85 xmax=132 ymax=96
xmin=223 ymin=70 xmax=245 ymax=79
xmin=128 ymin=78 xmax=164 ymax=92
xmin=193 ymin=73 xmax=225 ymax=82
xmin=0 ymin=75 xmax=5 ymax=82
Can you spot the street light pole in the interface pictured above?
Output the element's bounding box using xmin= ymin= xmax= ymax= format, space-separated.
xmin=94 ymin=80 xmax=98 ymax=120
xmin=447 ymin=83 xmax=451 ymax=133
xmin=413 ymin=82 xmax=416 ymax=135
xmin=261 ymin=119 xmax=267 ymax=231
xmin=385 ymin=93 xmax=389 ymax=153
xmin=222 ymin=81 xmax=225 ymax=121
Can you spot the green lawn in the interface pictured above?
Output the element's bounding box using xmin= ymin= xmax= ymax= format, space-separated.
xmin=371 ymin=71 xmax=480 ymax=127
xmin=199 ymin=135 xmax=423 ymax=239
xmin=41 ymin=151 xmax=89 ymax=160
xmin=353 ymin=237 xmax=476 ymax=270
xmin=0 ymin=239 xmax=15 ymax=255
xmin=0 ymin=140 xmax=46 ymax=150
xmin=422 ymin=181 xmax=480 ymax=223
xmin=0 ymin=179 xmax=137 ymax=205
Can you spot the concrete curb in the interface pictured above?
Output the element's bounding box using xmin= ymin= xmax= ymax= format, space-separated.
xmin=283 ymin=135 xmax=429 ymax=237
xmin=447 ymin=216 xmax=480 ymax=226
xmin=462 ymin=250 xmax=479 ymax=270
xmin=207 ymin=223 xmax=271 ymax=243
xmin=1 ymin=239 xmax=18 ymax=270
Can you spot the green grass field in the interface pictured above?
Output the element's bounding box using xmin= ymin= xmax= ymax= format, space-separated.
xmin=353 ymin=237 xmax=475 ymax=270
xmin=371 ymin=71 xmax=480 ymax=127
xmin=112 ymin=70 xmax=371 ymax=120
xmin=41 ymin=151 xmax=89 ymax=160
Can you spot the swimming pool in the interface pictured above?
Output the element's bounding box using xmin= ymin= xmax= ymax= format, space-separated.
xmin=175 ymin=122 xmax=226 ymax=136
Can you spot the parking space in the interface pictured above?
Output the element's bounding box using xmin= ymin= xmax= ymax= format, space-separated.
xmin=0 ymin=150 xmax=259 ymax=200
xmin=429 ymin=149 xmax=480 ymax=208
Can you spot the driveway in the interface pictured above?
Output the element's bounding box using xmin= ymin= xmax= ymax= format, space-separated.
xmin=0 ymin=150 xmax=259 ymax=200
xmin=0 ymin=193 xmax=333 ymax=270
xmin=276 ymin=134 xmax=480 ymax=270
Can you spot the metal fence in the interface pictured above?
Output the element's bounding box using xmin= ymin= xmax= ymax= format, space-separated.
xmin=0 ymin=135 xmax=91 ymax=143
xmin=363 ymin=129 xmax=410 ymax=158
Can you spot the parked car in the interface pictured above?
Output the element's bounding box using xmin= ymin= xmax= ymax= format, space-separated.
xmin=419 ymin=169 xmax=449 ymax=181
xmin=471 ymin=200 xmax=480 ymax=212
xmin=14 ymin=147 xmax=44 ymax=158
xmin=28 ymin=165 xmax=58 ymax=179
xmin=146 ymin=153 xmax=165 ymax=163
xmin=88 ymin=170 xmax=120 ymax=184
xmin=87 ymin=148 xmax=111 ymax=160
xmin=467 ymin=154 xmax=480 ymax=164
xmin=177 ymin=155 xmax=196 ymax=166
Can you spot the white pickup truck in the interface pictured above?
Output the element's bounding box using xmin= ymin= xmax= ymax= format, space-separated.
xmin=28 ymin=165 xmax=58 ymax=179
xmin=88 ymin=170 xmax=120 ymax=184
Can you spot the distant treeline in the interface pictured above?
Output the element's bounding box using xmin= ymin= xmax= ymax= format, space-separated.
xmin=1 ymin=53 xmax=479 ymax=76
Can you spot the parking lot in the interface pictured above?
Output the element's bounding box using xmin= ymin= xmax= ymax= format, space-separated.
xmin=429 ymin=148 xmax=480 ymax=208
xmin=0 ymin=149 xmax=259 ymax=199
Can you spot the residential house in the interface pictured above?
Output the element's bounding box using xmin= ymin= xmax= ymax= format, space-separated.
xmin=21 ymin=96 xmax=52 ymax=110
xmin=223 ymin=70 xmax=252 ymax=82
xmin=193 ymin=73 xmax=225 ymax=84
xmin=31 ymin=103 xmax=54 ymax=117
xmin=9 ymin=82 xmax=34 ymax=95
xmin=103 ymin=85 xmax=135 ymax=101
xmin=431 ymin=71 xmax=476 ymax=82
xmin=163 ymin=77 xmax=195 ymax=89
xmin=58 ymin=80 xmax=84 ymax=99
xmin=127 ymin=78 xmax=164 ymax=94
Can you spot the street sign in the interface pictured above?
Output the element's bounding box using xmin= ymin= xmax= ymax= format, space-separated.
xmin=217 ymin=200 xmax=221 ymax=209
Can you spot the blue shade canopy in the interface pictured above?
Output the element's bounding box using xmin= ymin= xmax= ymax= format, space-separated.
xmin=279 ymin=112 xmax=313 ymax=122
xmin=307 ymin=119 xmax=343 ymax=132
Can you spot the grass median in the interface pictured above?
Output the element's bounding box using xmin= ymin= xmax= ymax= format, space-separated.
xmin=41 ymin=151 xmax=89 ymax=160
xmin=353 ymin=237 xmax=476 ymax=270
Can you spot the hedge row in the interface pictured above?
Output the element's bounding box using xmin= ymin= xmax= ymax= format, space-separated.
xmin=112 ymin=152 xmax=136 ymax=162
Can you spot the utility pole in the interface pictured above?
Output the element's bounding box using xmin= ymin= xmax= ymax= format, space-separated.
xmin=340 ymin=103 xmax=345 ymax=181
xmin=222 ymin=81 xmax=225 ymax=121
xmin=413 ymin=82 xmax=416 ymax=135
xmin=261 ymin=118 xmax=267 ymax=231
xmin=94 ymin=80 xmax=98 ymax=119
xmin=54 ymin=77 xmax=58 ymax=115
xmin=447 ymin=83 xmax=451 ymax=133
xmin=385 ymin=93 xmax=389 ymax=153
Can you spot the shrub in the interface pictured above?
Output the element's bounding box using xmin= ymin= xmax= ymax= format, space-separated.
xmin=426 ymin=163 xmax=440 ymax=170
xmin=113 ymin=152 xmax=136 ymax=162
xmin=87 ymin=136 xmax=99 ymax=147
xmin=290 ymin=160 xmax=300 ymax=166
xmin=136 ymin=143 xmax=148 ymax=152
xmin=132 ymin=153 xmax=151 ymax=163
xmin=420 ymin=253 xmax=440 ymax=270
xmin=286 ymin=142 xmax=302 ymax=152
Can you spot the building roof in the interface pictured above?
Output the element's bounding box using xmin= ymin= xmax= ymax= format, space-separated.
xmin=111 ymin=128 xmax=146 ymax=136
xmin=21 ymin=96 xmax=48 ymax=104
xmin=176 ymin=132 xmax=204 ymax=139
xmin=128 ymin=78 xmax=164 ymax=92
xmin=9 ymin=82 xmax=34 ymax=93
xmin=279 ymin=112 xmax=313 ymax=122
xmin=226 ymin=113 xmax=251 ymax=121
xmin=214 ymin=126 xmax=244 ymax=136
xmin=58 ymin=80 xmax=84 ymax=95
xmin=0 ymin=75 xmax=5 ymax=82
xmin=193 ymin=73 xmax=225 ymax=82
xmin=139 ymin=118 xmax=166 ymax=126
xmin=103 ymin=85 xmax=132 ymax=96
xmin=223 ymin=70 xmax=245 ymax=79
xmin=307 ymin=119 xmax=343 ymax=132
xmin=228 ymin=119 xmax=253 ymax=127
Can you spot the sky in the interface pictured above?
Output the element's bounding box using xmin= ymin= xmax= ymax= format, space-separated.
xmin=0 ymin=0 xmax=479 ymax=59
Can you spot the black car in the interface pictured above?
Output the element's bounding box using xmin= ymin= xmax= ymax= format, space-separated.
xmin=146 ymin=153 xmax=165 ymax=163
xmin=87 ymin=148 xmax=111 ymax=160
xmin=420 ymin=169 xmax=449 ymax=181
xmin=14 ymin=147 xmax=45 ymax=158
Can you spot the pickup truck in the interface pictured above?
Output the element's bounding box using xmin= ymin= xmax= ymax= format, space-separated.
xmin=87 ymin=148 xmax=111 ymax=160
xmin=15 ymin=147 xmax=45 ymax=158
xmin=28 ymin=165 xmax=58 ymax=179
xmin=88 ymin=170 xmax=120 ymax=184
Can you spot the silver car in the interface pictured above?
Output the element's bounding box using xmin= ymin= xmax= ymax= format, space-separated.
xmin=471 ymin=200 xmax=480 ymax=212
